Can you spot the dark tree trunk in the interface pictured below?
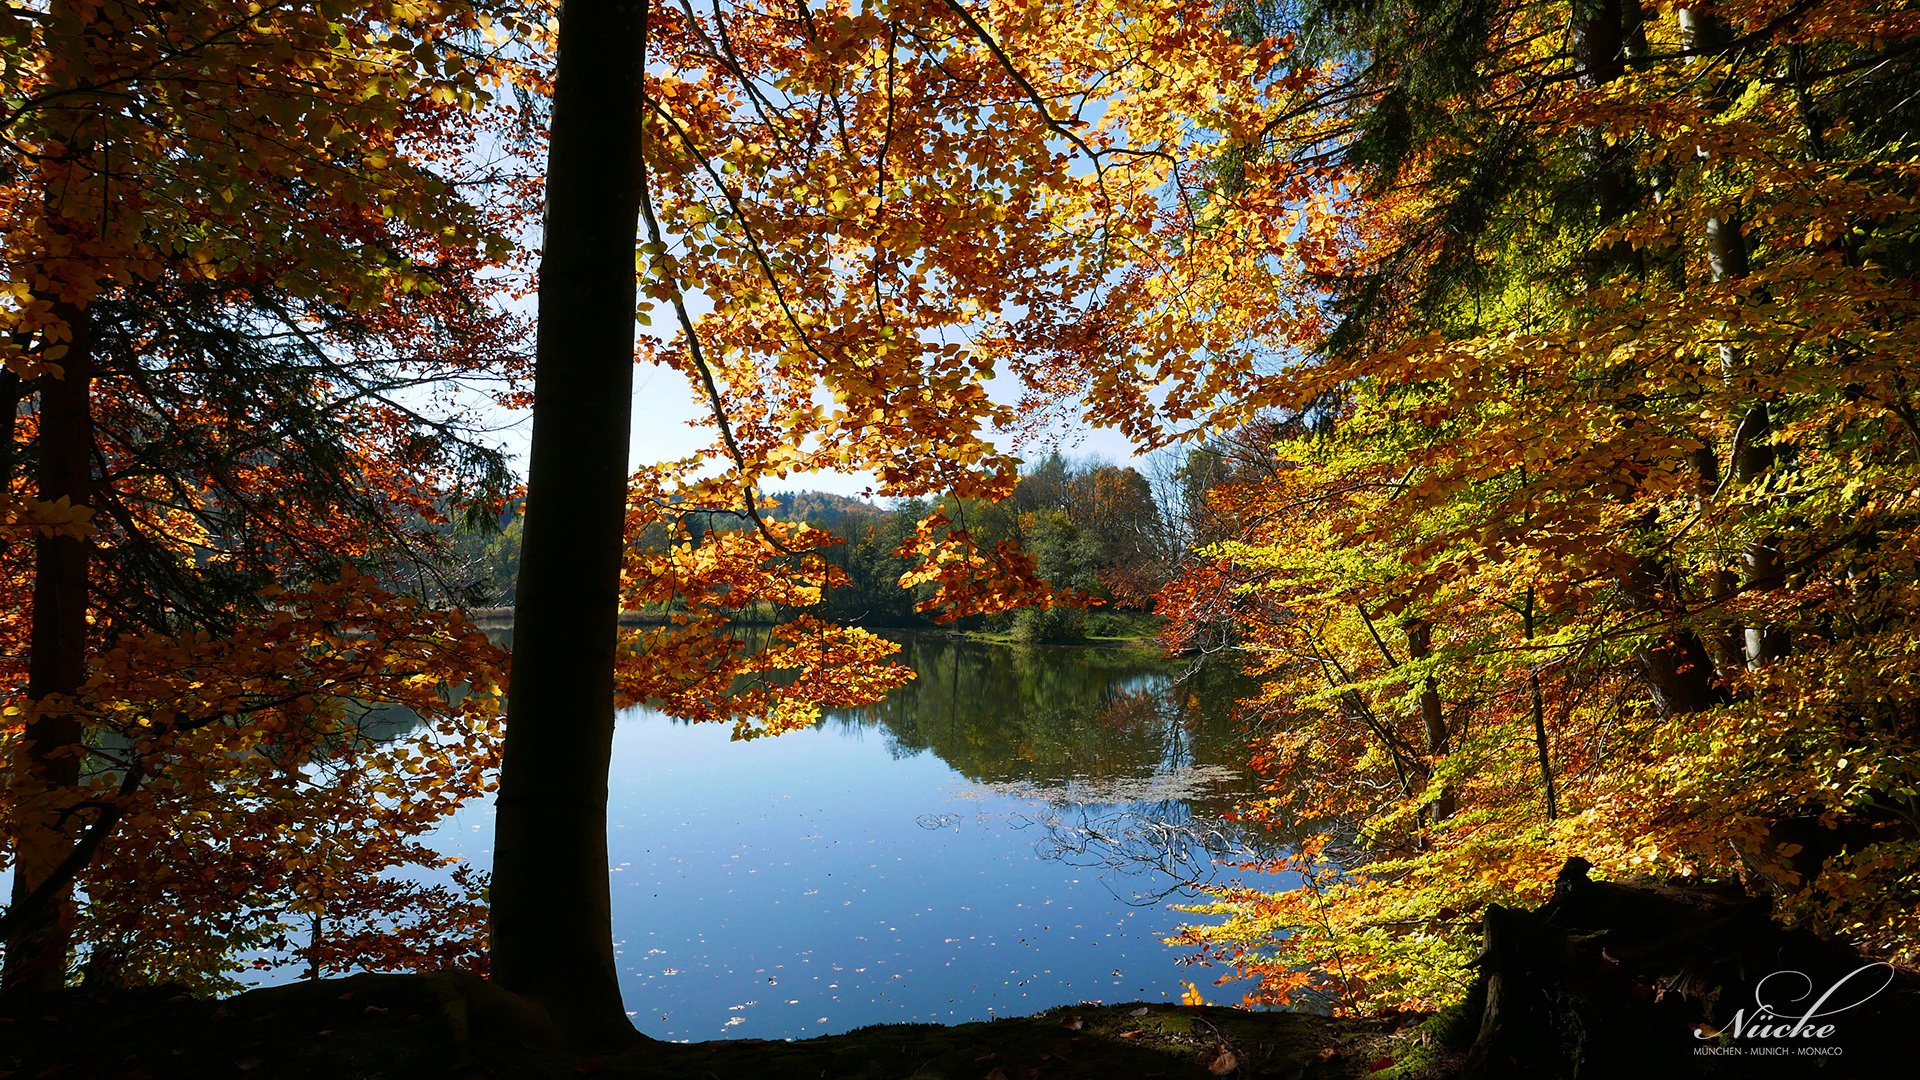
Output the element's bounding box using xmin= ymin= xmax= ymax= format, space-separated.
xmin=488 ymin=0 xmax=650 ymax=1049
xmin=5 ymin=301 xmax=94 ymax=991
xmin=1689 ymin=7 xmax=1789 ymax=667
xmin=1517 ymin=593 xmax=1558 ymax=820
xmin=1620 ymin=551 xmax=1724 ymax=716
xmin=1705 ymin=215 xmax=1790 ymax=665
xmin=1404 ymin=620 xmax=1456 ymax=822
xmin=1571 ymin=0 xmax=1725 ymax=712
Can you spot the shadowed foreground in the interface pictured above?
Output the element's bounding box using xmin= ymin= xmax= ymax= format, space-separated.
xmin=0 ymin=973 xmax=1428 ymax=1079
xmin=8 ymin=860 xmax=1917 ymax=1078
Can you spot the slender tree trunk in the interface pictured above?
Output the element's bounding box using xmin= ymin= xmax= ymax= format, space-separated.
xmin=1519 ymin=591 xmax=1558 ymax=821
xmin=5 ymin=301 xmax=95 ymax=991
xmin=1572 ymin=0 xmax=1632 ymax=259
xmin=1708 ymin=213 xmax=1786 ymax=663
xmin=1403 ymin=619 xmax=1455 ymax=823
xmin=489 ymin=0 xmax=650 ymax=1048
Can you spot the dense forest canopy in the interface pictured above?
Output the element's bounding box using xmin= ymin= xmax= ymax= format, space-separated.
xmin=1160 ymin=0 xmax=1920 ymax=1012
xmin=1 ymin=0 xmax=1916 ymax=1057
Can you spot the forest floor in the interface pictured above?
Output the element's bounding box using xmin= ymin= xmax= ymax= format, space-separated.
xmin=0 ymin=977 xmax=1439 ymax=1080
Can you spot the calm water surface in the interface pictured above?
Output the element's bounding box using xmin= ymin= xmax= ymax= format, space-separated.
xmin=433 ymin=633 xmax=1287 ymax=1041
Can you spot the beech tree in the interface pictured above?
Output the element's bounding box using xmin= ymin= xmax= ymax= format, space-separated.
xmin=494 ymin=0 xmax=1274 ymax=1041
xmin=488 ymin=0 xmax=648 ymax=1045
xmin=1152 ymin=0 xmax=1920 ymax=1010
xmin=1 ymin=0 xmax=541 ymax=988
xmin=1 ymin=0 xmax=1269 ymax=1024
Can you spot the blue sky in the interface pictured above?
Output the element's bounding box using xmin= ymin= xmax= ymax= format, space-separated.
xmin=482 ymin=328 xmax=1153 ymax=502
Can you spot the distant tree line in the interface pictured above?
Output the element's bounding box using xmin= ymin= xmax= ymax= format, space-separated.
xmin=691 ymin=454 xmax=1181 ymax=640
xmin=436 ymin=454 xmax=1220 ymax=640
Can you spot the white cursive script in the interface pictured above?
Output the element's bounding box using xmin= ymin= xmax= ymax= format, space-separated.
xmin=1696 ymin=963 xmax=1896 ymax=1041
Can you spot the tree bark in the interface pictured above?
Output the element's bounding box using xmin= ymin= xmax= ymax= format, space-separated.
xmin=1619 ymin=548 xmax=1723 ymax=715
xmin=5 ymin=301 xmax=95 ymax=991
xmin=1567 ymin=1 xmax=1723 ymax=713
xmin=1689 ymin=10 xmax=1789 ymax=668
xmin=1518 ymin=592 xmax=1558 ymax=820
xmin=488 ymin=0 xmax=650 ymax=1049
xmin=1403 ymin=619 xmax=1456 ymax=823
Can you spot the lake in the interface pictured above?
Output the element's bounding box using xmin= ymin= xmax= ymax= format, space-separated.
xmin=430 ymin=632 xmax=1288 ymax=1041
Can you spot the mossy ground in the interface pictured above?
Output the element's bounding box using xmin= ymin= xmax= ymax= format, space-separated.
xmin=0 ymin=973 xmax=1450 ymax=1079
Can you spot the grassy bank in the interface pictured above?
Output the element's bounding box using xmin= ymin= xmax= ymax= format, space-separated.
xmin=961 ymin=611 xmax=1168 ymax=652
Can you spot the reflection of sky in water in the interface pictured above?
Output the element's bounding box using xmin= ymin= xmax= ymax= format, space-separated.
xmin=164 ymin=637 xmax=1292 ymax=1039
xmin=427 ymin=642 xmax=1294 ymax=1042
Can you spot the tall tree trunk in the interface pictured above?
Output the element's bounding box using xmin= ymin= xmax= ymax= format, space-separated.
xmin=1572 ymin=0 xmax=1632 ymax=241
xmin=1568 ymin=1 xmax=1722 ymax=715
xmin=489 ymin=0 xmax=650 ymax=1048
xmin=1686 ymin=8 xmax=1789 ymax=668
xmin=5 ymin=301 xmax=95 ymax=991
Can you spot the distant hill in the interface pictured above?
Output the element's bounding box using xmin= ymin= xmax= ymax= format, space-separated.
xmin=763 ymin=490 xmax=887 ymax=530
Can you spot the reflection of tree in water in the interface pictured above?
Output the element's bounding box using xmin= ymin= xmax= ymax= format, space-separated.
xmin=836 ymin=634 xmax=1283 ymax=900
xmin=1037 ymin=794 xmax=1274 ymax=905
xmin=831 ymin=635 xmax=1254 ymax=791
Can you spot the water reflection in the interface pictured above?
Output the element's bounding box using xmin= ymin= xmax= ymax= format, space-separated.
xmin=846 ymin=636 xmax=1249 ymax=787
xmin=836 ymin=635 xmax=1272 ymax=905
xmin=427 ymin=630 xmax=1289 ymax=1040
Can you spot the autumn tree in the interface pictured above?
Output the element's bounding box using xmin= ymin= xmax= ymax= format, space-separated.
xmin=1153 ymin=0 xmax=1920 ymax=1011
xmin=488 ymin=0 xmax=648 ymax=1045
xmin=494 ymin=0 xmax=1276 ymax=1042
xmin=2 ymin=0 xmax=542 ymax=988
